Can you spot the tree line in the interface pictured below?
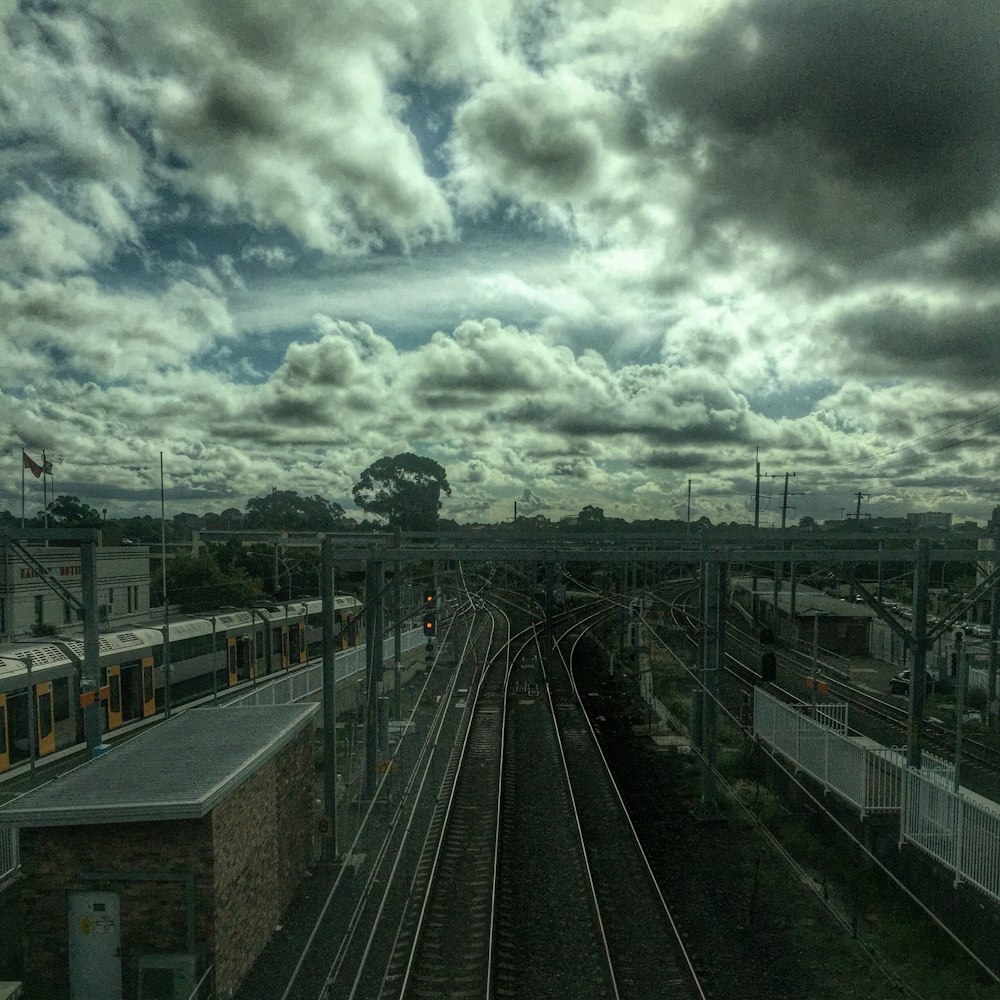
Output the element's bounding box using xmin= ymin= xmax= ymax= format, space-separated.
xmin=4 ymin=452 xmax=451 ymax=537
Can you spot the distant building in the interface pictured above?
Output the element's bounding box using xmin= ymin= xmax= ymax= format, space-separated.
xmin=731 ymin=580 xmax=875 ymax=656
xmin=906 ymin=511 xmax=953 ymax=529
xmin=868 ymin=516 xmax=907 ymax=530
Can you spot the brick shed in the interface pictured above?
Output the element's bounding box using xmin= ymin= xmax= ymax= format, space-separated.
xmin=0 ymin=704 xmax=319 ymax=1000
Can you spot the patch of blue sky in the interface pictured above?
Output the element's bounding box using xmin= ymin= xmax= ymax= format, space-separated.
xmin=746 ymin=379 xmax=840 ymax=420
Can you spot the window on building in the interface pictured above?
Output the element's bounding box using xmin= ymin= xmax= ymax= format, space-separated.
xmin=34 ymin=594 xmax=44 ymax=627
xmin=0 ymin=597 xmax=5 ymax=633
xmin=108 ymin=588 xmax=114 ymax=611
xmin=63 ymin=601 xmax=73 ymax=624
xmin=127 ymin=588 xmax=133 ymax=613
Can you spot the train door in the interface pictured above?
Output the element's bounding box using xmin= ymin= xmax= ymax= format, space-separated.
xmin=281 ymin=627 xmax=289 ymax=670
xmin=105 ymin=665 xmax=123 ymax=731
xmin=246 ymin=636 xmax=257 ymax=680
xmin=0 ymin=693 xmax=8 ymax=773
xmin=289 ymin=623 xmax=305 ymax=665
xmin=141 ymin=657 xmax=156 ymax=718
xmin=226 ymin=637 xmax=238 ymax=687
xmin=36 ymin=681 xmax=56 ymax=756
xmin=236 ymin=636 xmax=253 ymax=681
xmin=254 ymin=631 xmax=265 ymax=678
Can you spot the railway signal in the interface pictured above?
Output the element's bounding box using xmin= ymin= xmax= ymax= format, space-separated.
xmin=422 ymin=589 xmax=436 ymax=637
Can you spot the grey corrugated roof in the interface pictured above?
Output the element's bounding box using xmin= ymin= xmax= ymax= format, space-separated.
xmin=733 ymin=579 xmax=875 ymax=618
xmin=0 ymin=704 xmax=318 ymax=827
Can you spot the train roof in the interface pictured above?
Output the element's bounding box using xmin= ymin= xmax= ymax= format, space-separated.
xmin=0 ymin=641 xmax=73 ymax=670
xmin=0 ymin=643 xmax=75 ymax=687
xmin=56 ymin=628 xmax=166 ymax=661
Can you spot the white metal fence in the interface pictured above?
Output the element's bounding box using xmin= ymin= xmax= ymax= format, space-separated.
xmin=753 ymin=687 xmax=903 ymax=817
xmin=223 ymin=627 xmax=426 ymax=708
xmin=0 ymin=825 xmax=17 ymax=884
xmin=902 ymin=767 xmax=1000 ymax=904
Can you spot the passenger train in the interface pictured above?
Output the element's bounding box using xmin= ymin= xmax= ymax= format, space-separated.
xmin=0 ymin=594 xmax=364 ymax=775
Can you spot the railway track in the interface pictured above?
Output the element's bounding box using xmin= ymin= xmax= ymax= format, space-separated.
xmin=660 ymin=588 xmax=1000 ymax=802
xmin=394 ymin=597 xmax=704 ymax=1000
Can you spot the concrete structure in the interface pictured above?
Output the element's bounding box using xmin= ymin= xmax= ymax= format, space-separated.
xmin=0 ymin=544 xmax=150 ymax=641
xmin=0 ymin=704 xmax=318 ymax=999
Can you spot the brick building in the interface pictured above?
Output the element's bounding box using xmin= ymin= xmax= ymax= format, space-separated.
xmin=0 ymin=704 xmax=318 ymax=999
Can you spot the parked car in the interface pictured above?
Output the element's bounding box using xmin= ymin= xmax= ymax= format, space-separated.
xmin=889 ymin=669 xmax=935 ymax=696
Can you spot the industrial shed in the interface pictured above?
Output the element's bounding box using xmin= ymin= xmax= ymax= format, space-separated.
xmin=0 ymin=704 xmax=319 ymax=1000
xmin=732 ymin=580 xmax=876 ymax=656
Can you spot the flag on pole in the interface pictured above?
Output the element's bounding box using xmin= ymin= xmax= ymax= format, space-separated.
xmin=23 ymin=450 xmax=44 ymax=479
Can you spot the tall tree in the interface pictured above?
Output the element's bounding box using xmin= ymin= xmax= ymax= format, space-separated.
xmin=352 ymin=453 xmax=451 ymax=531
xmin=244 ymin=490 xmax=345 ymax=531
xmin=44 ymin=495 xmax=103 ymax=526
xmin=577 ymin=505 xmax=606 ymax=530
xmin=153 ymin=552 xmax=265 ymax=613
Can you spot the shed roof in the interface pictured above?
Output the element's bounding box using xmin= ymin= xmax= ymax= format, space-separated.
xmin=732 ymin=580 xmax=876 ymax=619
xmin=0 ymin=704 xmax=318 ymax=827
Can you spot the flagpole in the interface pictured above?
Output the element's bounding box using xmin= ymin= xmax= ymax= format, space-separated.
xmin=161 ymin=452 xmax=172 ymax=718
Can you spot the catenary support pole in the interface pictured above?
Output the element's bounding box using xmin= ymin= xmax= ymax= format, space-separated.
xmin=394 ymin=526 xmax=402 ymax=718
xmin=321 ymin=536 xmax=338 ymax=860
xmin=908 ymin=538 xmax=930 ymax=768
xmin=80 ymin=539 xmax=102 ymax=754
xmin=364 ymin=559 xmax=382 ymax=797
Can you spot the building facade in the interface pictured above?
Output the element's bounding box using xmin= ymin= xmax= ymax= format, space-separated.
xmin=0 ymin=544 xmax=151 ymax=642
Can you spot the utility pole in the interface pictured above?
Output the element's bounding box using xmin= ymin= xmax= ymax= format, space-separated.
xmin=852 ymin=491 xmax=870 ymax=521
xmin=754 ymin=448 xmax=763 ymax=530
xmin=768 ymin=472 xmax=803 ymax=637
xmin=686 ymin=478 xmax=692 ymax=536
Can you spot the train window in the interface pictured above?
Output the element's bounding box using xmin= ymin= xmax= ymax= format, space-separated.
xmin=38 ymin=690 xmax=53 ymax=740
xmin=272 ymin=630 xmax=282 ymax=655
xmin=255 ymin=633 xmax=264 ymax=659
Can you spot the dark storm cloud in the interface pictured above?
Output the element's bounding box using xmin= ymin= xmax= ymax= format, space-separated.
xmin=833 ymin=298 xmax=1000 ymax=381
xmin=648 ymin=1 xmax=1000 ymax=260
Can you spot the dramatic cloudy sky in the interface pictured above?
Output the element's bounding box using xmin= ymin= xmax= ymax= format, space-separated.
xmin=4 ymin=0 xmax=1000 ymax=527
